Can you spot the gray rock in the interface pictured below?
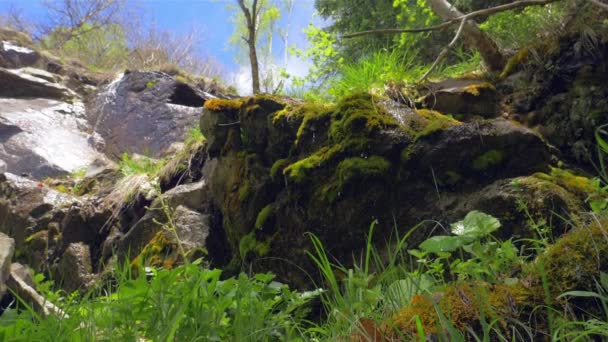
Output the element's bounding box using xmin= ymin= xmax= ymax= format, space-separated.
xmin=10 ymin=263 xmax=34 ymax=288
xmin=172 ymin=205 xmax=210 ymax=253
xmin=55 ymin=242 xmax=94 ymax=293
xmin=0 ymin=67 xmax=74 ymax=100
xmin=0 ymin=173 xmax=76 ymax=248
xmin=87 ymin=71 xmax=213 ymax=158
xmin=6 ymin=269 xmax=65 ymax=318
xmin=0 ymin=40 xmax=40 ymax=69
xmin=0 ymin=159 xmax=6 ymax=174
xmin=163 ymin=180 xmax=209 ymax=212
xmin=419 ymin=78 xmax=500 ymax=118
xmin=0 ymin=98 xmax=106 ymax=179
xmin=0 ymin=233 xmax=15 ymax=300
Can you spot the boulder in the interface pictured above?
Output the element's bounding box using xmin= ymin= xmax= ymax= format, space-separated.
xmin=419 ymin=79 xmax=500 ymax=118
xmin=117 ymin=181 xmax=212 ymax=262
xmin=0 ymin=67 xmax=74 ymax=100
xmin=0 ymin=40 xmax=40 ymax=69
xmin=54 ymin=242 xmax=94 ymax=293
xmin=6 ymin=268 xmax=65 ymax=318
xmin=87 ymin=71 xmax=215 ymax=158
xmin=0 ymin=233 xmax=14 ymax=300
xmin=199 ymin=94 xmax=587 ymax=288
xmin=0 ymin=173 xmax=76 ymax=248
xmin=0 ymin=98 xmax=107 ymax=179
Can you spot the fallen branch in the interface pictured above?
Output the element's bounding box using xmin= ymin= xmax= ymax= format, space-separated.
xmin=420 ymin=18 xmax=467 ymax=82
xmin=343 ymin=0 xmax=561 ymax=39
xmin=590 ymin=0 xmax=608 ymax=10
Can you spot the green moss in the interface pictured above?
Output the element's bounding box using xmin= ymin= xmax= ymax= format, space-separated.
xmin=238 ymin=180 xmax=251 ymax=202
xmin=500 ymin=48 xmax=529 ymax=79
xmin=283 ymin=145 xmax=339 ymax=183
xmin=53 ymin=184 xmax=70 ymax=193
xmin=131 ymin=231 xmax=178 ymax=270
xmin=445 ymin=171 xmax=462 ymax=185
xmin=255 ymin=204 xmax=274 ymax=229
xmin=146 ymin=80 xmax=158 ymax=89
xmin=294 ymin=105 xmax=333 ymax=146
xmin=204 ymin=98 xmax=243 ymax=113
xmin=472 ymin=149 xmax=504 ymax=170
xmin=239 ymin=232 xmax=272 ymax=258
xmin=336 ymin=156 xmax=390 ymax=187
xmin=270 ymin=159 xmax=288 ymax=180
xmin=314 ymin=155 xmax=391 ymax=203
xmin=413 ymin=109 xmax=461 ymax=139
xmin=462 ymin=82 xmax=495 ymax=96
xmin=526 ymin=219 xmax=608 ymax=299
xmin=328 ymin=92 xmax=398 ymax=142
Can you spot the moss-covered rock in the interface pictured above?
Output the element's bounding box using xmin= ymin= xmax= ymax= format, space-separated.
xmin=386 ymin=218 xmax=608 ymax=339
xmin=201 ymin=91 xmax=567 ymax=288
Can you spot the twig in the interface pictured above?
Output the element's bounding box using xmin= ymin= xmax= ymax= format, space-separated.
xmin=590 ymin=0 xmax=608 ymax=10
xmin=343 ymin=0 xmax=561 ymax=39
xmin=420 ymin=18 xmax=467 ymax=82
xmin=217 ymin=121 xmax=241 ymax=127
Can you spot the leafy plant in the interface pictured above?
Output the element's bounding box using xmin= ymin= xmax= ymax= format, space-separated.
xmin=410 ymin=211 xmax=522 ymax=283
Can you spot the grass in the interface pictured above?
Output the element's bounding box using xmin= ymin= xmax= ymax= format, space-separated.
xmin=1 ymin=211 xmax=608 ymax=340
xmin=118 ymin=153 xmax=166 ymax=178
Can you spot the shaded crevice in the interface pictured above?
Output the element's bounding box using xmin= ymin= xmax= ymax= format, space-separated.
xmin=168 ymin=83 xmax=204 ymax=108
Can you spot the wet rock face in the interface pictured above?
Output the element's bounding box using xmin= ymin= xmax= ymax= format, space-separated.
xmin=0 ymin=98 xmax=106 ymax=179
xmin=200 ymin=94 xmax=557 ymax=287
xmin=87 ymin=71 xmax=215 ymax=158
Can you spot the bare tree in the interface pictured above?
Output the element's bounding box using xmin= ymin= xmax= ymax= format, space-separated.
xmin=0 ymin=3 xmax=33 ymax=34
xmin=41 ymin=0 xmax=125 ymax=46
xmin=236 ymin=0 xmax=262 ymax=94
xmin=127 ymin=21 xmax=224 ymax=78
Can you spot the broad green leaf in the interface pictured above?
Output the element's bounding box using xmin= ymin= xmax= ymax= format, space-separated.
xmin=420 ymin=235 xmax=463 ymax=253
xmin=451 ymin=210 xmax=501 ymax=237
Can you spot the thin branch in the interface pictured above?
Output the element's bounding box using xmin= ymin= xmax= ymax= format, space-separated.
xmin=590 ymin=0 xmax=608 ymax=10
xmin=420 ymin=18 xmax=467 ymax=82
xmin=343 ymin=0 xmax=561 ymax=39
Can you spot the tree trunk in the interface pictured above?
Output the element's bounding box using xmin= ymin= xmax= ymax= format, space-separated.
xmin=427 ymin=0 xmax=506 ymax=72
xmin=237 ymin=0 xmax=261 ymax=94
xmin=248 ymin=25 xmax=261 ymax=94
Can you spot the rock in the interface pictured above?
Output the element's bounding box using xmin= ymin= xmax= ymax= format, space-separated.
xmin=0 ymin=40 xmax=40 ymax=69
xmin=162 ymin=180 xmax=210 ymax=212
xmin=0 ymin=173 xmax=76 ymax=248
xmin=10 ymin=263 xmax=33 ymax=288
xmin=172 ymin=205 xmax=210 ymax=253
xmin=0 ymin=98 xmax=106 ymax=179
xmin=198 ymin=94 xmax=580 ymax=288
xmin=87 ymin=71 xmax=214 ymax=158
xmin=0 ymin=67 xmax=74 ymax=100
xmin=502 ymin=33 xmax=608 ymax=169
xmin=403 ymin=119 xmax=550 ymax=188
xmin=0 ymin=159 xmax=6 ymax=174
xmin=117 ymin=181 xmax=212 ymax=261
xmin=6 ymin=268 xmax=64 ymax=318
xmin=54 ymin=243 xmax=94 ymax=293
xmin=0 ymin=233 xmax=15 ymax=300
xmin=419 ymin=79 xmax=500 ymax=118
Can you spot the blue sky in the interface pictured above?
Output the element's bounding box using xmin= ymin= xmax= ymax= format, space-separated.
xmin=0 ymin=0 xmax=322 ymax=92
